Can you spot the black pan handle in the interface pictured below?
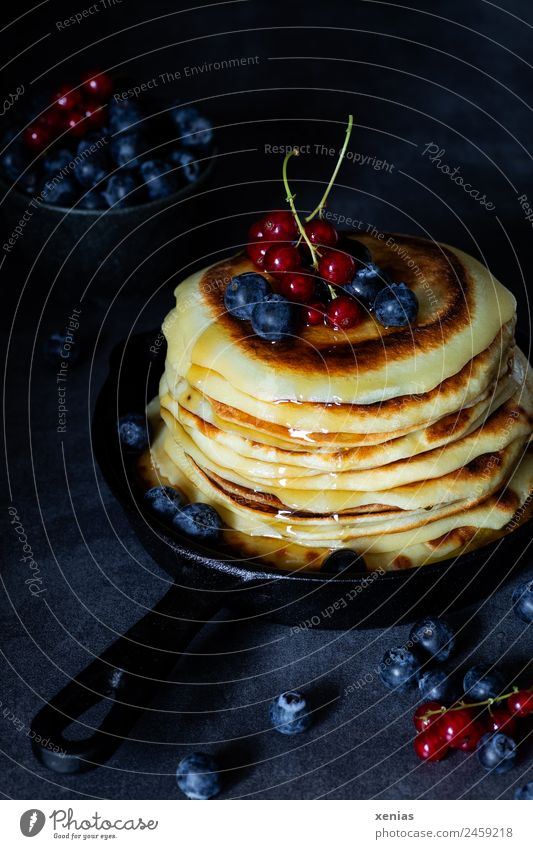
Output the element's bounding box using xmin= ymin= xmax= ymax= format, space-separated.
xmin=31 ymin=584 xmax=222 ymax=773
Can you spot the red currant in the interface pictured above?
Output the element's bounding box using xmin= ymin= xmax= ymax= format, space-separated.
xmin=264 ymin=244 xmax=301 ymax=277
xmin=281 ymin=272 xmax=316 ymax=303
xmin=246 ymin=220 xmax=269 ymax=266
xmin=318 ymin=249 xmax=355 ymax=285
xmin=263 ymin=210 xmax=297 ymax=241
xmin=438 ymin=709 xmax=475 ymax=748
xmin=304 ymin=302 xmax=326 ymax=326
xmin=54 ymin=85 xmax=81 ymax=111
xmin=304 ymin=218 xmax=338 ymax=248
xmin=414 ymin=728 xmax=449 ymax=762
xmin=508 ymin=689 xmax=533 ymax=717
xmin=454 ymin=720 xmax=485 ymax=752
xmin=64 ymin=111 xmax=87 ymax=137
xmin=23 ymin=121 xmax=52 ymax=151
xmin=326 ymin=295 xmax=362 ymax=329
xmin=486 ymin=708 xmax=517 ymax=736
xmin=414 ymin=702 xmax=445 ymax=733
xmin=82 ymin=70 xmax=113 ymax=101
xmin=82 ymin=101 xmax=106 ymax=130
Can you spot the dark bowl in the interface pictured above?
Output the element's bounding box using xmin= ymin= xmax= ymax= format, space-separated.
xmin=92 ymin=330 xmax=533 ymax=629
xmin=0 ymin=153 xmax=216 ymax=294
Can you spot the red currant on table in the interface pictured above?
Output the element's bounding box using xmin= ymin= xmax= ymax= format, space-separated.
xmin=264 ymin=244 xmax=301 ymax=277
xmin=318 ymin=249 xmax=355 ymax=284
xmin=23 ymin=121 xmax=52 ymax=151
xmin=486 ymin=708 xmax=517 ymax=736
xmin=439 ymin=709 xmax=476 ymax=748
xmin=413 ymin=702 xmax=445 ymax=733
xmin=326 ymin=295 xmax=362 ymax=329
xmin=54 ymin=85 xmax=82 ymax=111
xmin=263 ymin=210 xmax=297 ymax=241
xmin=82 ymin=70 xmax=113 ymax=101
xmin=414 ymin=727 xmax=449 ymax=762
xmin=508 ymin=689 xmax=533 ymax=717
xmin=304 ymin=302 xmax=326 ymax=326
xmin=304 ymin=218 xmax=338 ymax=248
xmin=64 ymin=111 xmax=87 ymax=136
xmin=454 ymin=720 xmax=485 ymax=752
xmin=281 ymin=272 xmax=316 ymax=303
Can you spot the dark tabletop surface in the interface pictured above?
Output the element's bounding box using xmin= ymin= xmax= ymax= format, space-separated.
xmin=1 ymin=0 xmax=533 ymax=800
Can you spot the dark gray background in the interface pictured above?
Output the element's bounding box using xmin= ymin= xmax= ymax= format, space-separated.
xmin=1 ymin=0 xmax=532 ymax=799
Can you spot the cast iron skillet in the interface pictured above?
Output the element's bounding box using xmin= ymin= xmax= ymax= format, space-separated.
xmin=31 ymin=331 xmax=532 ymax=773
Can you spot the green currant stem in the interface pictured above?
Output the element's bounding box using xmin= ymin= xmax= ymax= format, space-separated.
xmin=422 ymin=685 xmax=526 ymax=721
xmin=305 ymin=114 xmax=354 ymax=222
xmin=282 ymin=149 xmax=319 ymax=269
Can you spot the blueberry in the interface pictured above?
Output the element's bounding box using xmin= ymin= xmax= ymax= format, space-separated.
xmin=514 ymin=781 xmax=533 ymax=799
xmin=41 ymin=176 xmax=79 ymax=206
xmin=512 ymin=580 xmax=533 ymax=623
xmin=168 ymin=149 xmax=201 ymax=184
xmin=43 ymin=148 xmax=73 ymax=175
xmin=143 ymin=485 xmax=184 ymax=522
xmin=172 ymin=502 xmax=222 ymax=542
xmin=43 ymin=332 xmax=81 ymax=366
xmin=269 ymin=691 xmax=312 ymax=736
xmin=19 ymin=169 xmax=41 ymax=196
xmin=110 ymin=131 xmax=147 ymax=169
xmin=321 ymin=549 xmax=364 ymax=574
xmin=477 ymin=733 xmax=517 ymax=774
xmin=345 ymin=263 xmax=390 ymax=306
xmin=78 ymin=189 xmax=107 ymax=210
xmin=102 ymin=172 xmax=142 ymax=208
xmin=409 ymin=616 xmax=456 ymax=663
xmin=176 ymin=753 xmax=221 ymax=800
xmin=73 ymin=135 xmax=110 ymax=188
xmin=224 ymin=273 xmax=272 ymax=320
xmin=418 ymin=669 xmax=458 ymax=704
xmin=374 ymin=282 xmax=419 ymax=327
xmin=463 ymin=664 xmax=505 ymax=701
xmin=139 ymin=159 xmax=180 ymax=200
xmin=117 ymin=413 xmax=149 ymax=453
xmin=109 ymin=99 xmax=143 ymax=134
xmin=171 ymin=105 xmax=213 ymax=148
xmin=0 ymin=144 xmax=28 ymax=181
xmin=379 ymin=647 xmax=420 ymax=691
xmin=251 ymin=293 xmax=297 ymax=342
xmin=337 ymin=236 xmax=372 ymax=266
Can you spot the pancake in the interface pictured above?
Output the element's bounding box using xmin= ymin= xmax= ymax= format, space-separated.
xmin=147 ymin=232 xmax=533 ymax=572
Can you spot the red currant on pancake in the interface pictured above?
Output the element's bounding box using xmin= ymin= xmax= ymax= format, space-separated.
xmin=304 ymin=302 xmax=326 ymax=326
xmin=326 ymin=295 xmax=361 ymax=329
xmin=508 ymin=689 xmax=533 ymax=717
xmin=304 ymin=218 xmax=338 ymax=248
xmin=280 ymin=272 xmax=316 ymax=303
xmin=318 ymin=249 xmax=355 ymax=284
xmin=264 ymin=244 xmax=301 ymax=277
xmin=413 ymin=702 xmax=445 ymax=733
xmin=246 ymin=220 xmax=268 ymax=267
xmin=82 ymin=70 xmax=113 ymax=101
xmin=414 ymin=728 xmax=448 ymax=762
xmin=263 ymin=210 xmax=298 ymax=241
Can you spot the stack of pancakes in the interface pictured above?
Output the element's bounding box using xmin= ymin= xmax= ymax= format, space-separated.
xmin=148 ymin=233 xmax=533 ymax=571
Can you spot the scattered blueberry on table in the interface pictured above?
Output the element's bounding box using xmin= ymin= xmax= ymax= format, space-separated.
xmin=514 ymin=781 xmax=533 ymax=800
xmin=410 ymin=616 xmax=456 ymax=663
xmin=378 ymin=647 xmax=420 ymax=691
xmin=476 ymin=732 xmax=517 ymax=774
xmin=512 ymin=579 xmax=533 ymax=623
xmin=270 ymin=691 xmax=312 ymax=736
xmin=463 ymin=664 xmax=505 ymax=701
xmin=176 ymin=752 xmax=222 ymax=800
xmin=418 ymin=669 xmax=458 ymax=704
xmin=117 ymin=413 xmax=149 ymax=453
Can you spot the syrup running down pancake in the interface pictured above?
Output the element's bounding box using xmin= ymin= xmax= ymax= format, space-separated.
xmin=146 ymin=232 xmax=533 ymax=572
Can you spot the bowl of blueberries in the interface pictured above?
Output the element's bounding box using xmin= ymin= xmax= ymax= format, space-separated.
xmin=0 ymin=70 xmax=216 ymax=291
